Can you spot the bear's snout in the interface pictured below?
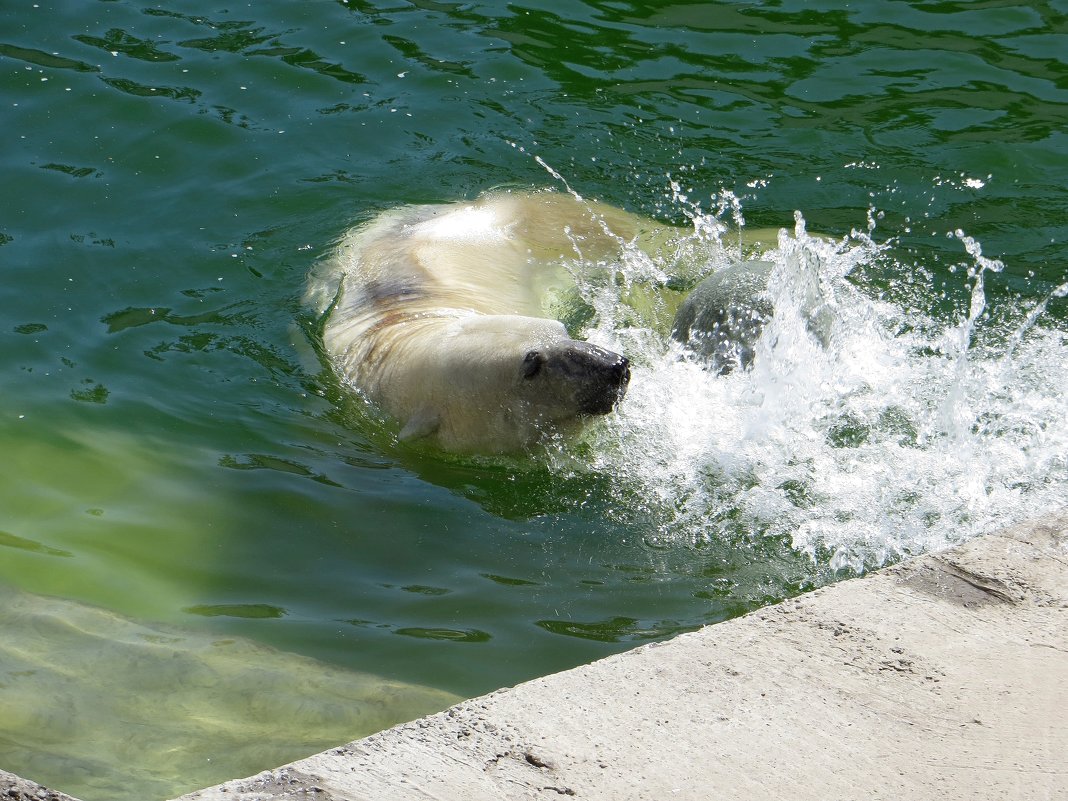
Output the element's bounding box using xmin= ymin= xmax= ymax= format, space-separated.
xmin=532 ymin=341 xmax=630 ymax=416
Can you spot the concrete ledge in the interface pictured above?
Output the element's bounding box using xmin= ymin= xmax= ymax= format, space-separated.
xmin=0 ymin=768 xmax=82 ymax=801
xmin=174 ymin=510 xmax=1068 ymax=801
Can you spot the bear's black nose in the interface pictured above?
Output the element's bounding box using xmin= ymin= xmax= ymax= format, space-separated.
xmin=525 ymin=341 xmax=630 ymax=415
xmin=564 ymin=343 xmax=630 ymax=415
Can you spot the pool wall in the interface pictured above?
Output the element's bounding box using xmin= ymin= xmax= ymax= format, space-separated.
xmin=6 ymin=510 xmax=1066 ymax=801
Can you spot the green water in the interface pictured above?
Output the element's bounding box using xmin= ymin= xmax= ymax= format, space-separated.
xmin=2 ymin=1 xmax=1067 ymax=799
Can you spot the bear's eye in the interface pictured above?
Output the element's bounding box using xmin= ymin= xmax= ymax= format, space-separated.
xmin=522 ymin=350 xmax=545 ymax=379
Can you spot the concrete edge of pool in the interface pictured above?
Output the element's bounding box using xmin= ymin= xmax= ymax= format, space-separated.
xmin=5 ymin=509 xmax=1067 ymax=801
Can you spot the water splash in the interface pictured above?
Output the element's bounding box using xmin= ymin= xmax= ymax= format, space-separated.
xmin=562 ymin=198 xmax=1068 ymax=574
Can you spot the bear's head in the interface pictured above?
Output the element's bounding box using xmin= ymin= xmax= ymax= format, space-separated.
xmin=379 ymin=315 xmax=630 ymax=453
xmin=519 ymin=339 xmax=631 ymax=417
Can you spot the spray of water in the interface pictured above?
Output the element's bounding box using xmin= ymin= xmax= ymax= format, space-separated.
xmin=556 ymin=190 xmax=1068 ymax=574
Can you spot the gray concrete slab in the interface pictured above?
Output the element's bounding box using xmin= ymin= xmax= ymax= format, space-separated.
xmin=0 ymin=768 xmax=82 ymax=801
xmin=172 ymin=509 xmax=1068 ymax=801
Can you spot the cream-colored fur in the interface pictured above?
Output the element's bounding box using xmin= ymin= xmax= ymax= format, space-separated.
xmin=308 ymin=190 xmax=651 ymax=453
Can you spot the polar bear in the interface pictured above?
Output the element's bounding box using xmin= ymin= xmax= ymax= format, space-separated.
xmin=670 ymin=259 xmax=776 ymax=373
xmin=670 ymin=256 xmax=838 ymax=373
xmin=308 ymin=190 xmax=659 ymax=454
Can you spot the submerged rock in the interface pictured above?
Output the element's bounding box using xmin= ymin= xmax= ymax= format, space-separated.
xmin=0 ymin=585 xmax=458 ymax=801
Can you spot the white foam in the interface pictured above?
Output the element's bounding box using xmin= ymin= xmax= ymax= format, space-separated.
xmin=569 ymin=204 xmax=1068 ymax=572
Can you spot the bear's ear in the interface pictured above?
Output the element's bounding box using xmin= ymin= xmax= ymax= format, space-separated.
xmin=399 ymin=408 xmax=440 ymax=441
xmin=523 ymin=350 xmax=546 ymax=379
